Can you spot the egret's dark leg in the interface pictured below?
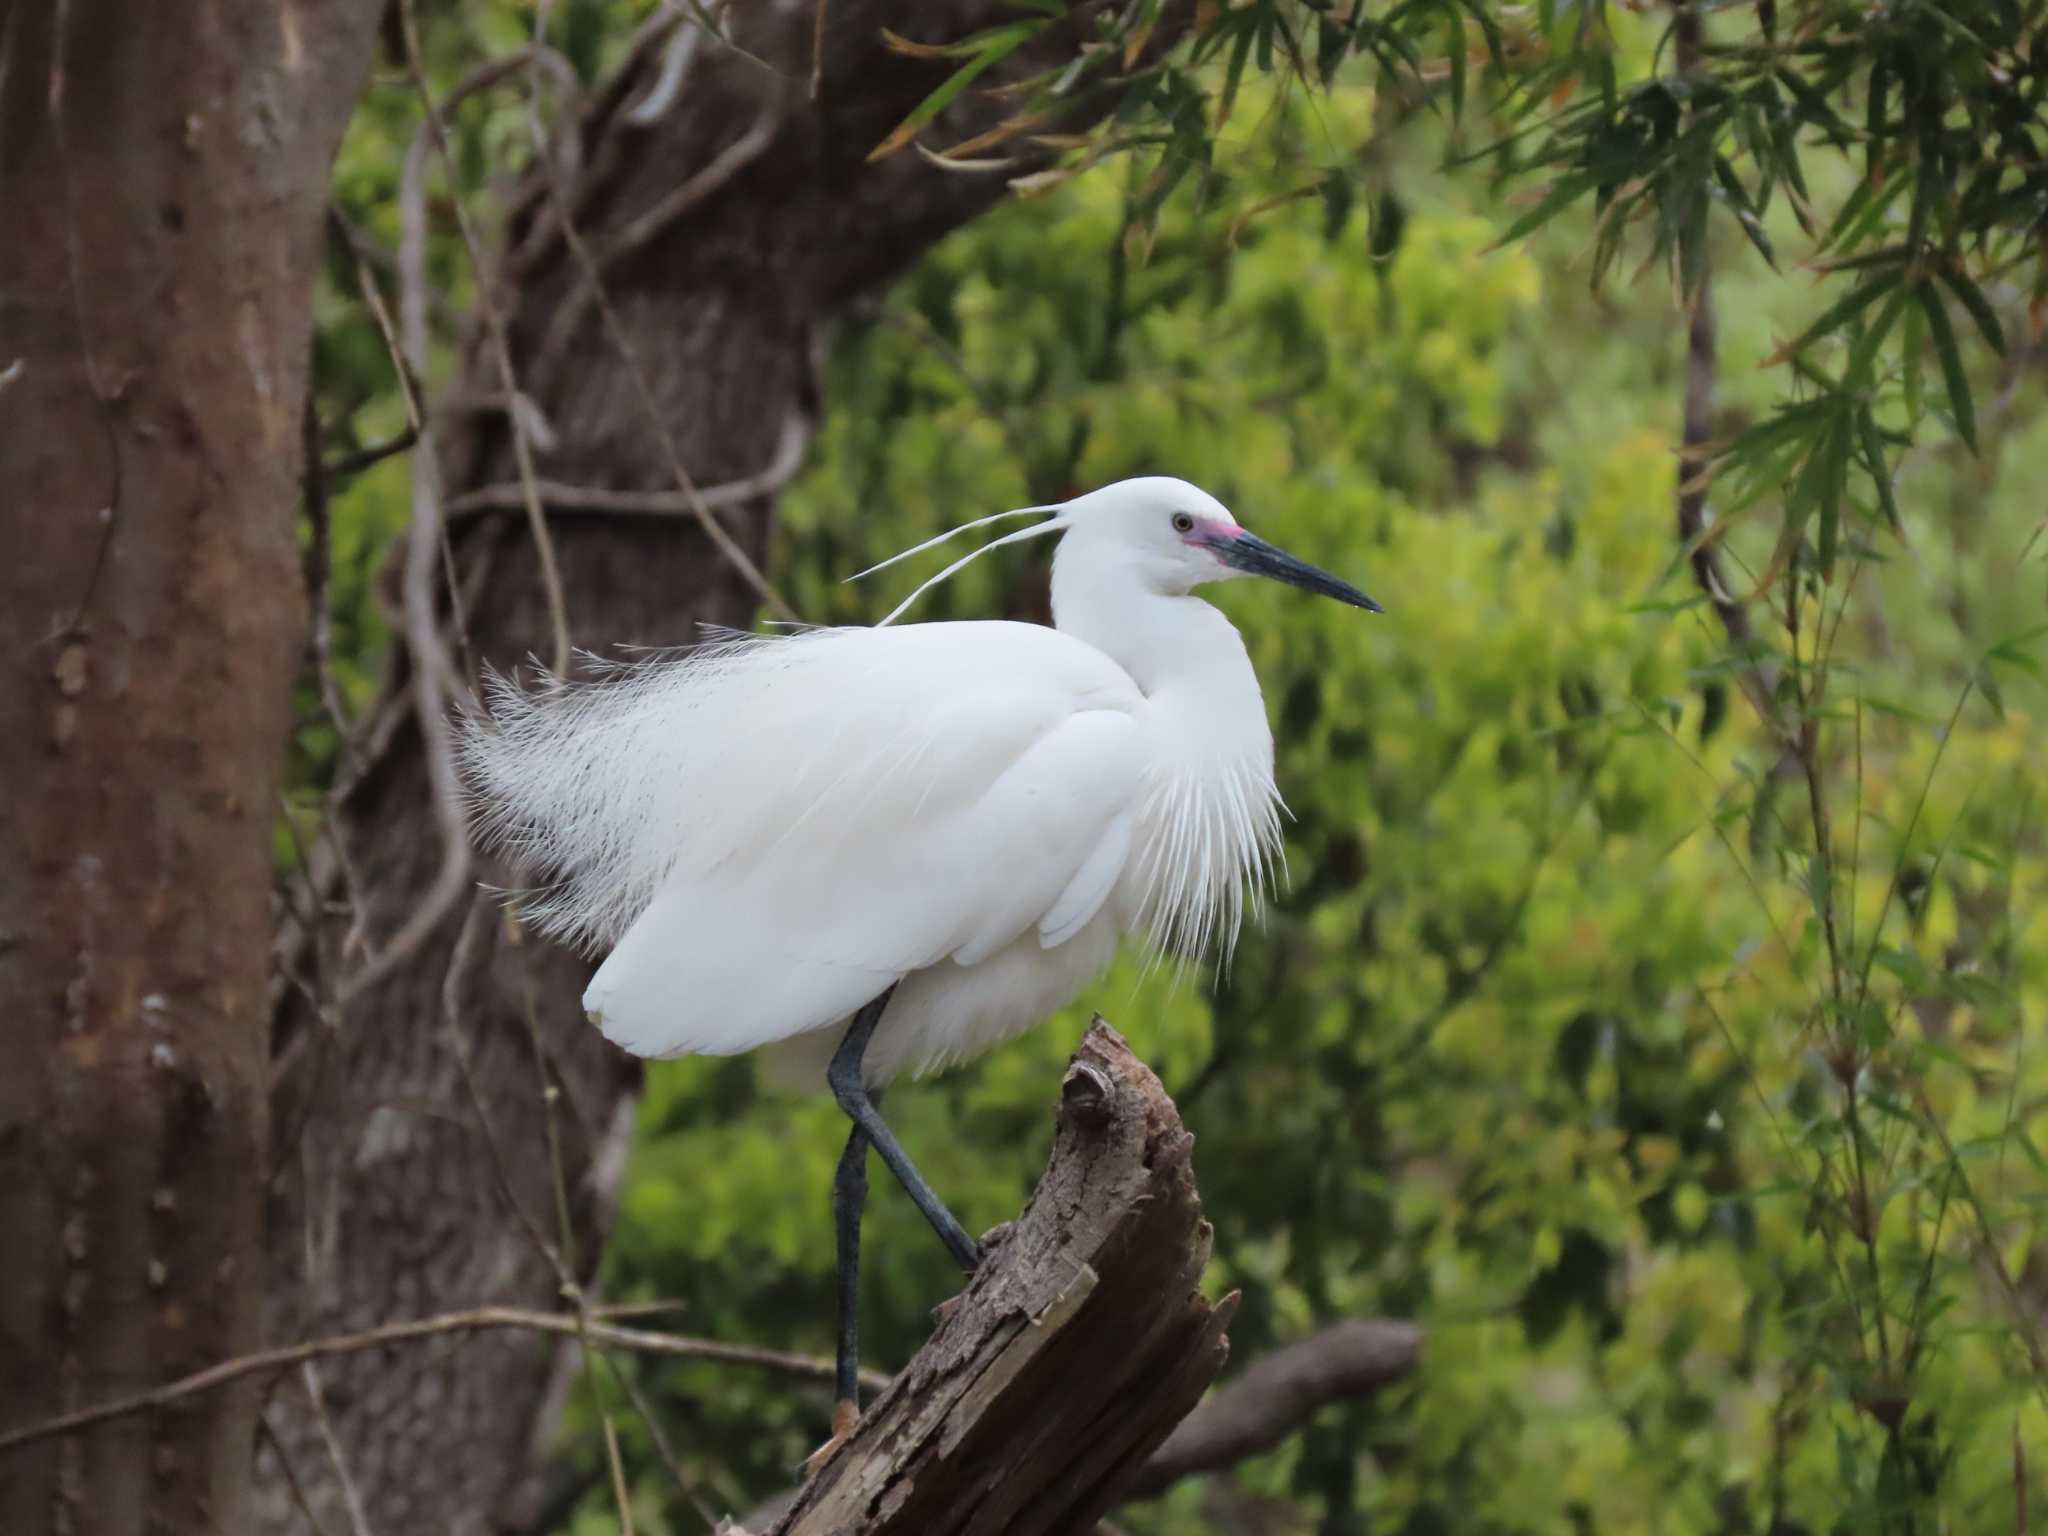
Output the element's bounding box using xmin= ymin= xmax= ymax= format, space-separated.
xmin=828 ymin=988 xmax=982 ymax=1274
xmin=831 ymin=1112 xmax=872 ymax=1415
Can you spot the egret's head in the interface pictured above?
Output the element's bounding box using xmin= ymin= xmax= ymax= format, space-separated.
xmin=1058 ymin=476 xmax=1383 ymax=612
xmin=853 ymin=474 xmax=1380 ymax=624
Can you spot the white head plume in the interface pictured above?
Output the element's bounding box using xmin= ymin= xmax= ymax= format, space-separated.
xmin=848 ymin=502 xmax=1068 ymax=625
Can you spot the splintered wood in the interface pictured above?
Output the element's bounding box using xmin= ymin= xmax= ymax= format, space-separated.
xmin=771 ymin=1019 xmax=1235 ymax=1536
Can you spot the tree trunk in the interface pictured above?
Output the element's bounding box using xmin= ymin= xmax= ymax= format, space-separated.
xmin=0 ymin=5 xmax=382 ymax=1534
xmin=261 ymin=6 xmax=1183 ymax=1532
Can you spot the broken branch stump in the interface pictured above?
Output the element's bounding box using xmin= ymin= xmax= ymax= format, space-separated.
xmin=770 ymin=1018 xmax=1235 ymax=1536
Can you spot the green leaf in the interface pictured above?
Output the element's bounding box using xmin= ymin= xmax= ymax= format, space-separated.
xmin=1219 ymin=20 xmax=1256 ymax=126
xmin=1916 ymin=280 xmax=1979 ymax=452
xmin=1813 ymin=409 xmax=1850 ymax=578
xmin=1460 ymin=0 xmax=1507 ymax=75
xmin=1864 ymin=57 xmax=1889 ymax=182
xmin=1901 ymin=292 xmax=1926 ymax=421
xmin=1788 ymin=264 xmax=1905 ymax=356
xmin=1936 ymin=265 xmax=2007 ymax=355
xmin=1985 ymin=623 xmax=2048 ymax=678
xmin=1977 ymin=659 xmax=2006 ymax=720
xmin=868 ymin=20 xmax=1047 ymax=162
xmin=1491 ymin=170 xmax=1599 ymax=250
xmin=1446 ymin=11 xmax=1467 ymax=118
xmin=1857 ymin=405 xmax=1901 ymax=532
xmin=1845 ymin=284 xmax=1911 ymax=387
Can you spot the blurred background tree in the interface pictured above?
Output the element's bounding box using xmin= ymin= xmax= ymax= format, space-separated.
xmin=213 ymin=0 xmax=2048 ymax=1531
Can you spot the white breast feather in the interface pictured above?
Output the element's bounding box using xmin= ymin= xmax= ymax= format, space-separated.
xmin=1126 ymin=754 xmax=1285 ymax=968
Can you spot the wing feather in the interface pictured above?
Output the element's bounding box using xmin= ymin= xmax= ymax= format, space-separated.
xmin=460 ymin=622 xmax=1146 ymax=1059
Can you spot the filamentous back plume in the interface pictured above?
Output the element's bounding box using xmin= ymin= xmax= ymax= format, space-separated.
xmin=462 ymin=631 xmax=867 ymax=954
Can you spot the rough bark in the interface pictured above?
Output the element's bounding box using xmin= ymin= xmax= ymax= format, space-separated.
xmin=260 ymin=7 xmax=1184 ymax=1532
xmin=766 ymin=1022 xmax=1235 ymax=1536
xmin=745 ymin=1308 xmax=1422 ymax=1531
xmin=0 ymin=4 xmax=383 ymax=1534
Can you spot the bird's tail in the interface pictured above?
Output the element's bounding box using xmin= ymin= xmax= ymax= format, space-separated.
xmin=455 ymin=637 xmax=786 ymax=951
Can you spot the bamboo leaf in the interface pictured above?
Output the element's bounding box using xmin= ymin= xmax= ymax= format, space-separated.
xmin=1781 ymin=264 xmax=1905 ymax=359
xmin=1916 ymin=280 xmax=1979 ymax=452
xmin=1857 ymin=405 xmax=1902 ymax=532
xmin=1815 ymin=410 xmax=1849 ymax=578
xmin=1845 ymin=284 xmax=1911 ymax=386
xmin=1937 ymin=265 xmax=2007 ymax=355
xmin=1446 ymin=11 xmax=1467 ymax=118
xmin=1490 ymin=170 xmax=1599 ymax=249
xmin=868 ymin=21 xmax=1046 ymax=162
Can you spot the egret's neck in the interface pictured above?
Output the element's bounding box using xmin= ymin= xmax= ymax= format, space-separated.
xmin=1050 ymin=548 xmax=1261 ymax=713
xmin=1052 ymin=539 xmax=1282 ymax=964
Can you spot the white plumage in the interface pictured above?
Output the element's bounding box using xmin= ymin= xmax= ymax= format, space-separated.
xmin=460 ymin=476 xmax=1376 ymax=1088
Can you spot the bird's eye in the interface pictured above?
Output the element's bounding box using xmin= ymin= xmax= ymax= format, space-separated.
xmin=1170 ymin=512 xmax=1196 ymax=534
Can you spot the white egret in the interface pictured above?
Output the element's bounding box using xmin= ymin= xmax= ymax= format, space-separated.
xmin=459 ymin=475 xmax=1379 ymax=1446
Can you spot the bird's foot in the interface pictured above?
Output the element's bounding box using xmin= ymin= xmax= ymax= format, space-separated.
xmin=801 ymin=1398 xmax=861 ymax=1482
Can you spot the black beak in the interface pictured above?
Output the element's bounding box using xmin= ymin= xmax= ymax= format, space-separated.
xmin=1212 ymin=531 xmax=1383 ymax=613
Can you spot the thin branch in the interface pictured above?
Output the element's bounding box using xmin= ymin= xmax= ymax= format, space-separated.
xmin=508 ymin=67 xmax=803 ymax=622
xmin=300 ymin=1362 xmax=377 ymax=1536
xmin=526 ymin=73 xmax=785 ymax=386
xmin=443 ymin=413 xmax=808 ymax=521
xmin=334 ymin=62 xmax=479 ymax=1008
xmin=336 ymin=31 xmax=590 ymax=1007
xmin=624 ymin=10 xmax=702 ymax=126
xmin=601 ymin=1416 xmax=638 ymax=1536
xmin=1124 ymin=1319 xmax=1423 ymax=1500
xmin=607 ymin=74 xmax=785 ymax=267
xmin=600 ymin=1351 xmax=724 ymax=1533
xmin=810 ymin=0 xmax=828 ymax=99
xmin=259 ymin=1410 xmax=343 ymax=1536
xmin=440 ymin=902 xmax=569 ymax=1275
xmin=326 ymin=210 xmax=431 ymax=440
xmin=396 ymin=12 xmax=573 ymax=676
xmin=322 ymin=427 xmax=420 ymax=481
xmin=0 ymin=1306 xmax=888 ymax=1455
xmin=300 ymin=398 xmax=362 ymax=778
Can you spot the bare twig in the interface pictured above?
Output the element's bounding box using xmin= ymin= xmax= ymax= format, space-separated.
xmin=601 ymin=1351 xmax=725 ymax=1532
xmin=625 ymin=11 xmax=702 ymax=125
xmin=396 ymin=10 xmax=573 ymax=676
xmin=300 ymin=398 xmax=362 ymax=777
xmin=322 ymin=427 xmax=421 ymax=481
xmin=0 ymin=1306 xmax=887 ymax=1455
xmin=523 ymin=77 xmax=802 ymax=623
xmin=1124 ymin=1319 xmax=1423 ymax=1500
xmin=444 ymin=413 xmax=808 ymax=521
xmin=603 ymin=89 xmax=783 ymax=268
xmin=810 ymin=0 xmax=829 ymax=99
xmin=300 ymin=1362 xmax=377 ymax=1536
xmin=439 ymin=902 xmax=568 ymax=1273
xmin=336 ymin=28 xmax=594 ymax=1006
xmin=602 ymin=1416 xmax=638 ymax=1536
xmin=333 ymin=63 xmax=481 ymax=1007
xmin=259 ymin=1411 xmax=343 ymax=1536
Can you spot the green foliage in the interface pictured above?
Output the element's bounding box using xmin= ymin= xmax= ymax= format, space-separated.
xmin=590 ymin=71 xmax=2047 ymax=1536
xmin=302 ymin=5 xmax=2048 ymax=1532
xmin=888 ymin=0 xmax=2047 ymax=589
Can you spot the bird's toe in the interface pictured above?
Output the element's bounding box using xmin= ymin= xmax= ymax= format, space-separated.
xmin=800 ymin=1399 xmax=861 ymax=1481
